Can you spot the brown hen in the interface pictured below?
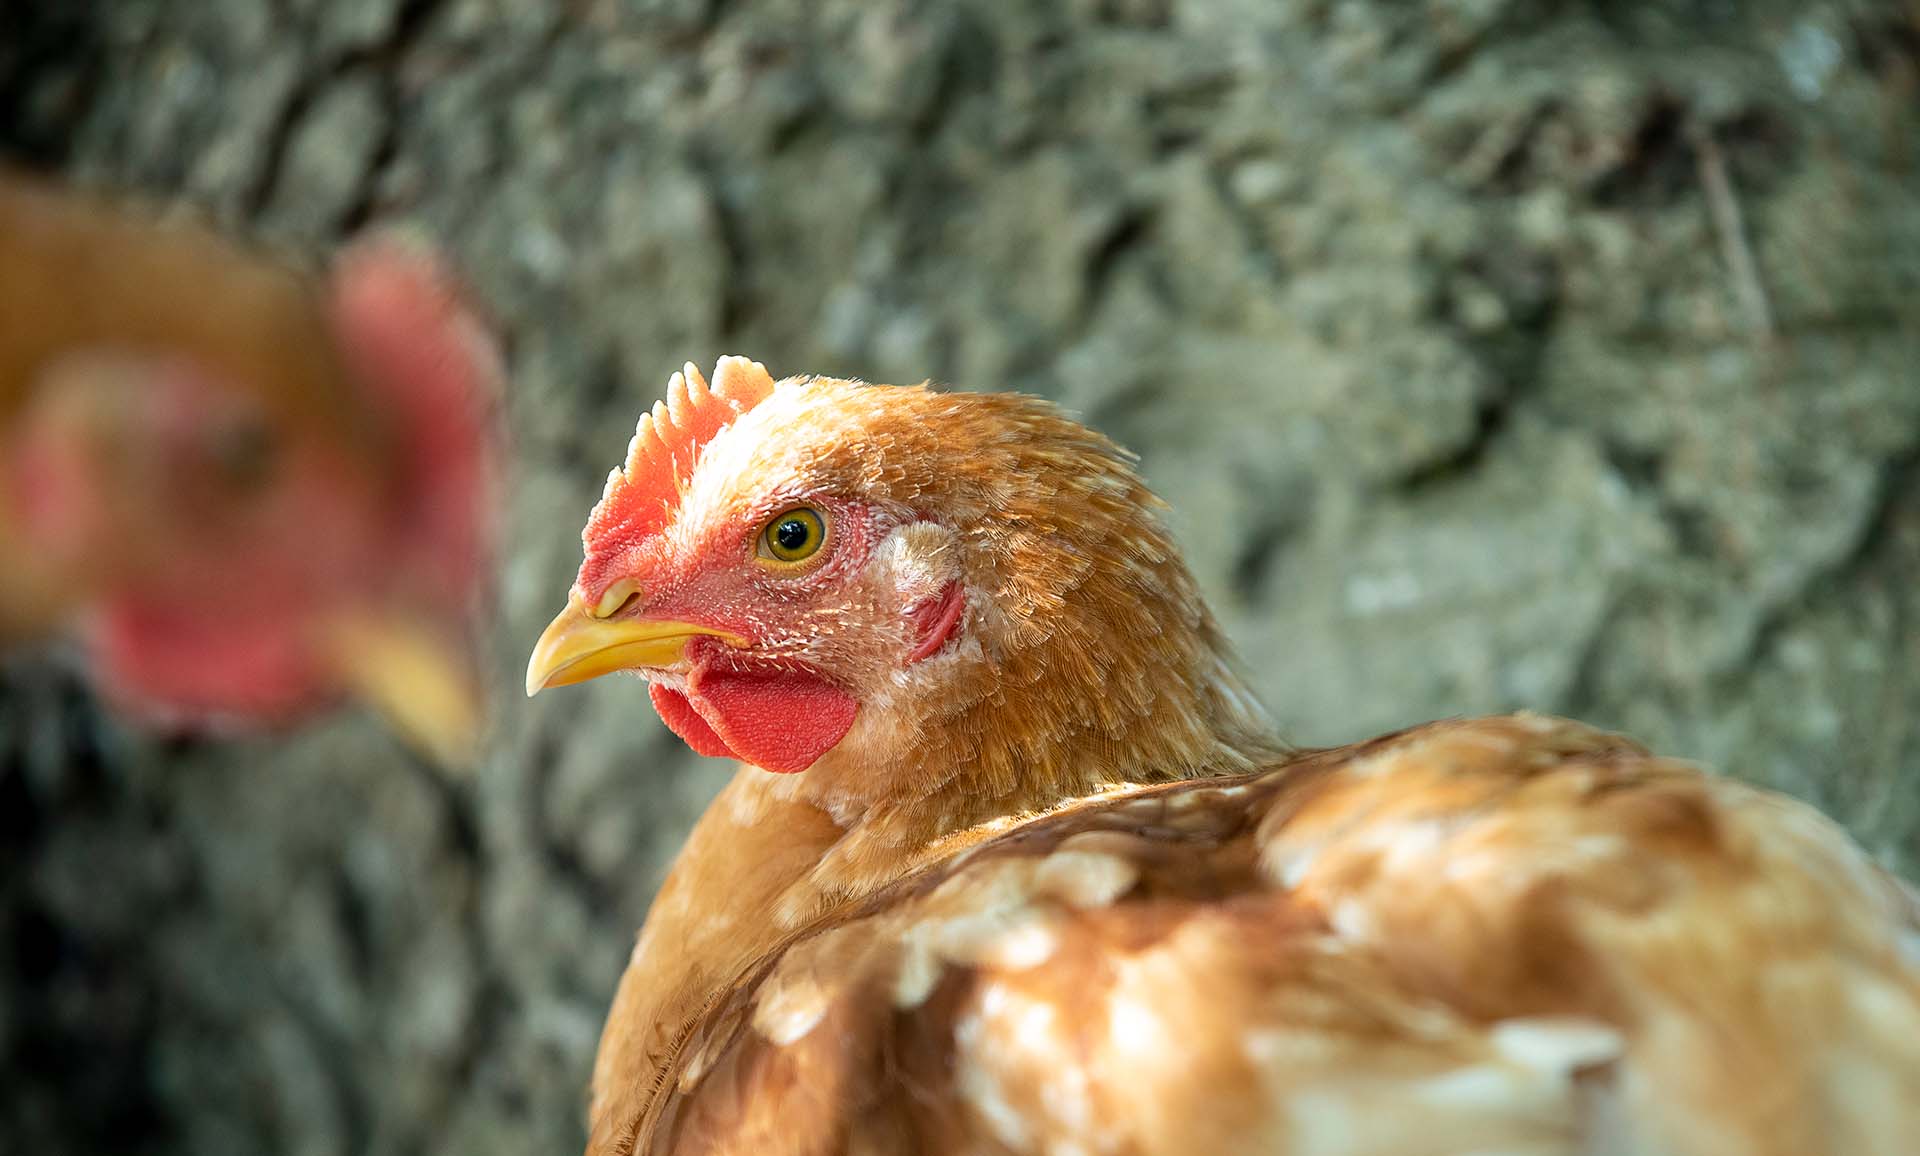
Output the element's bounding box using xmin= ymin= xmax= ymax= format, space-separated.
xmin=529 ymin=358 xmax=1920 ymax=1156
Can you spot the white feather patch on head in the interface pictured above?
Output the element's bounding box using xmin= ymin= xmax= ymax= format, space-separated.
xmin=881 ymin=521 xmax=962 ymax=603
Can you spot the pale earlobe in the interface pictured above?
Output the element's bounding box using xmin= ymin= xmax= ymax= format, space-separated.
xmin=879 ymin=521 xmax=966 ymax=660
xmin=881 ymin=522 xmax=961 ymax=594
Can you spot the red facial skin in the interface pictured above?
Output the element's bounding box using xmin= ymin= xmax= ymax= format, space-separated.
xmin=4 ymin=242 xmax=498 ymax=729
xmin=578 ymin=498 xmax=963 ymax=774
xmin=905 ymin=581 xmax=966 ymax=664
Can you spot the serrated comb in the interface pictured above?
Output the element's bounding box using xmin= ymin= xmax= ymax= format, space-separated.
xmin=579 ymin=355 xmax=777 ymax=573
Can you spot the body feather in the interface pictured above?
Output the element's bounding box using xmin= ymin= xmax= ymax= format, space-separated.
xmin=529 ymin=363 xmax=1920 ymax=1156
xmin=638 ymin=717 xmax=1920 ymax=1156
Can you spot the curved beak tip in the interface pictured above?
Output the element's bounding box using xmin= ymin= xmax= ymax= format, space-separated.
xmin=523 ymin=597 xmax=745 ymax=698
xmin=326 ymin=614 xmax=484 ymax=769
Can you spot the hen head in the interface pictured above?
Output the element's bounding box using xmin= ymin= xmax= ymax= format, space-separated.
xmin=4 ymin=242 xmax=498 ymax=760
xmin=528 ymin=358 xmax=1270 ymax=802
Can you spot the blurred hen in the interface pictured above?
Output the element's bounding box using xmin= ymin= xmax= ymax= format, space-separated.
xmin=0 ymin=176 xmax=500 ymax=762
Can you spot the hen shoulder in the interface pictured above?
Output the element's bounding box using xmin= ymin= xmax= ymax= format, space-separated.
xmin=639 ymin=714 xmax=1920 ymax=1156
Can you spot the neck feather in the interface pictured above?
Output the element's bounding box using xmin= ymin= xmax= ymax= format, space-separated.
xmin=590 ymin=583 xmax=1277 ymax=1146
xmin=588 ymin=385 xmax=1287 ymax=1145
xmin=668 ymin=383 xmax=1289 ymax=920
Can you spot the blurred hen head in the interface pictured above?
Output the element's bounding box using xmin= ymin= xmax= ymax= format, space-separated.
xmin=528 ymin=358 xmax=1268 ymax=799
xmin=3 ymin=242 xmax=499 ymax=762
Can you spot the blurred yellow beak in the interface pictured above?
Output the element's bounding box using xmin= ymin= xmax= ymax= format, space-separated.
xmin=525 ymin=595 xmax=745 ymax=697
xmin=326 ymin=614 xmax=484 ymax=769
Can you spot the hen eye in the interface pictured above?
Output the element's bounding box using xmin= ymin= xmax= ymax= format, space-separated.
xmin=208 ymin=418 xmax=277 ymax=491
xmin=760 ymin=507 xmax=827 ymax=565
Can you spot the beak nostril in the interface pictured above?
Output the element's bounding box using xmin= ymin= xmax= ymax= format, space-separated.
xmin=591 ymin=579 xmax=641 ymax=620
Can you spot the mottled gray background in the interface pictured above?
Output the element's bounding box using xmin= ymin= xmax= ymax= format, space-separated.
xmin=3 ymin=1 xmax=1918 ymax=1153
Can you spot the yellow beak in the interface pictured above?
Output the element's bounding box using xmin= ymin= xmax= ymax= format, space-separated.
xmin=324 ymin=613 xmax=484 ymax=769
xmin=525 ymin=595 xmax=745 ymax=697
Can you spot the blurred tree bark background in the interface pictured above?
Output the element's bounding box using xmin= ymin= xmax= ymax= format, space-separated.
xmin=3 ymin=1 xmax=1919 ymax=1153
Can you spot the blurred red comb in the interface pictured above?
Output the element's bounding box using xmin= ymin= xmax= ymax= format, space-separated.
xmin=582 ymin=356 xmax=776 ymax=557
xmin=327 ymin=235 xmax=502 ymax=598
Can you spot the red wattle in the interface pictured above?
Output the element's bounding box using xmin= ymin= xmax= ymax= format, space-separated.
xmin=686 ymin=664 xmax=859 ymax=774
xmin=649 ymin=683 xmax=740 ymax=760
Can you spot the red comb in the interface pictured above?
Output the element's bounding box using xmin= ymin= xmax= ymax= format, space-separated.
xmin=582 ymin=355 xmax=776 ymax=556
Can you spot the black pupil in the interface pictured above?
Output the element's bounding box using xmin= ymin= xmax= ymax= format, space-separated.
xmin=775 ymin=518 xmax=811 ymax=551
xmin=211 ymin=421 xmax=276 ymax=488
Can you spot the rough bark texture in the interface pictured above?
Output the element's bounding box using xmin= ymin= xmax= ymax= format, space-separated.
xmin=3 ymin=2 xmax=1918 ymax=1153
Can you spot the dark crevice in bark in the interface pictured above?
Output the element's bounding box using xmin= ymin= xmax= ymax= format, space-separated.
xmin=1227 ymin=491 xmax=1309 ymax=605
xmin=1731 ymin=441 xmax=1920 ymax=679
xmin=0 ymin=1 xmax=108 ymax=170
xmin=1393 ymin=310 xmax=1560 ymax=498
xmin=1553 ymin=589 xmax=1632 ymax=722
xmin=0 ymin=674 xmax=174 ymax=1154
xmin=688 ymin=150 xmax=755 ymax=339
xmin=523 ymin=720 xmax=621 ymax=926
xmin=244 ymin=69 xmax=328 ymax=221
xmin=249 ymin=0 xmax=452 ymax=226
xmin=279 ymin=989 xmax=375 ymax=1156
xmin=1078 ymin=203 xmax=1155 ymax=325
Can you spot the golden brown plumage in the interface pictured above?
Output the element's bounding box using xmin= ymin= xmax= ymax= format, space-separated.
xmin=528 ymin=359 xmax=1920 ymax=1156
